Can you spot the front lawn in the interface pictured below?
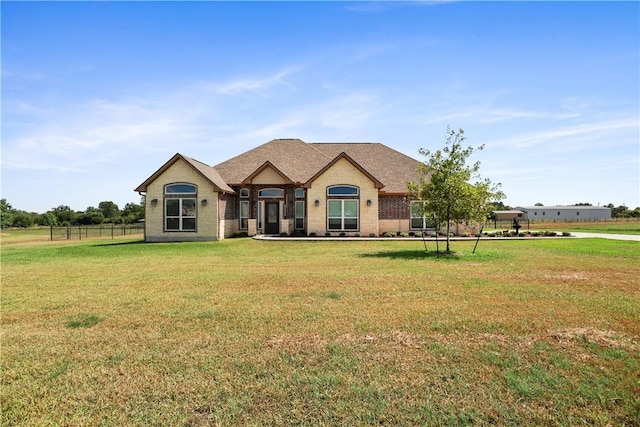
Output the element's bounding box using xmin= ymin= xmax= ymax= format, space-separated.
xmin=2 ymin=238 xmax=638 ymax=425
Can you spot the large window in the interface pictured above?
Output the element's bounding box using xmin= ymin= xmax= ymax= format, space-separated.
xmin=410 ymin=201 xmax=434 ymax=230
xmin=327 ymin=185 xmax=359 ymax=231
xmin=328 ymin=200 xmax=358 ymax=231
xmin=165 ymin=183 xmax=197 ymax=231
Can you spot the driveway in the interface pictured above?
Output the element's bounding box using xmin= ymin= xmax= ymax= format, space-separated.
xmin=570 ymin=232 xmax=640 ymax=241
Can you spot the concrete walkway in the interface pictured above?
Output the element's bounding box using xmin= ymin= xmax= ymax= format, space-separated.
xmin=254 ymin=233 xmax=640 ymax=242
xmin=570 ymin=232 xmax=640 ymax=241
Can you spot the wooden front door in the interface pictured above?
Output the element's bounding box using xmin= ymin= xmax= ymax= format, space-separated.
xmin=265 ymin=201 xmax=279 ymax=234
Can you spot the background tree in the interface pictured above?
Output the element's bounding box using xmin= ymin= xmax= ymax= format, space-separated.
xmin=78 ymin=207 xmax=105 ymax=225
xmin=408 ymin=127 xmax=505 ymax=253
xmin=51 ymin=205 xmax=77 ymax=226
xmin=122 ymin=202 xmax=145 ymax=224
xmin=98 ymin=201 xmax=121 ymax=223
xmin=1 ymin=199 xmax=14 ymax=228
xmin=12 ymin=211 xmax=35 ymax=228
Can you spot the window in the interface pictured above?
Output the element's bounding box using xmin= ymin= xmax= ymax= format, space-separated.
xmin=240 ymin=188 xmax=249 ymax=198
xmin=327 ymin=185 xmax=358 ymax=196
xmin=410 ymin=201 xmax=434 ymax=230
xmin=257 ymin=201 xmax=263 ymax=230
xmin=295 ymin=201 xmax=304 ymax=230
xmin=258 ymin=188 xmax=284 ymax=198
xmin=295 ymin=188 xmax=305 ymax=198
xmin=328 ymin=200 xmax=358 ymax=231
xmin=164 ymin=183 xmax=197 ymax=231
xmin=239 ymin=200 xmax=249 ymax=230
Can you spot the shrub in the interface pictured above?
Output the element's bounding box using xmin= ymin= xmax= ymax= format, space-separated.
xmin=532 ymin=231 xmax=542 ymax=236
xmin=384 ymin=232 xmax=395 ymax=238
xmin=400 ymin=232 xmax=409 ymax=238
xmin=461 ymin=232 xmax=470 ymax=237
xmin=562 ymin=232 xmax=571 ymax=236
xmin=488 ymin=232 xmax=496 ymax=237
xmin=325 ymin=232 xmax=332 ymax=237
xmin=544 ymin=231 xmax=557 ymax=237
xmin=414 ymin=232 xmax=423 ymax=238
xmin=309 ymin=232 xmax=317 ymax=237
xmin=279 ymin=232 xmax=288 ymax=237
xmin=369 ymin=233 xmax=376 ymax=237
xmin=339 ymin=232 xmax=347 ymax=237
xmin=354 ymin=232 xmax=361 ymax=237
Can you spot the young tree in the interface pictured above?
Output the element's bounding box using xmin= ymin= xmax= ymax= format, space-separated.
xmin=408 ymin=127 xmax=505 ymax=253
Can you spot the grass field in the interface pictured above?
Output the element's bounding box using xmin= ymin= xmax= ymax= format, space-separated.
xmin=2 ymin=235 xmax=639 ymax=425
xmin=486 ymin=219 xmax=640 ymax=235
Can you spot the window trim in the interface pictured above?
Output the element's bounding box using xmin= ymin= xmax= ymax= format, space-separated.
xmin=239 ymin=200 xmax=249 ymax=230
xmin=295 ymin=200 xmax=305 ymax=230
xmin=164 ymin=183 xmax=197 ymax=232
xmin=327 ymin=185 xmax=359 ymax=196
xmin=409 ymin=200 xmax=434 ymax=230
xmin=258 ymin=188 xmax=285 ymax=198
xmin=327 ymin=199 xmax=359 ymax=231
xmin=257 ymin=201 xmax=263 ymax=230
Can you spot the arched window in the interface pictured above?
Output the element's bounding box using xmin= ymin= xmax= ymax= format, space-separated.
xmin=239 ymin=188 xmax=250 ymax=198
xmin=258 ymin=188 xmax=284 ymax=198
xmin=164 ymin=183 xmax=197 ymax=231
xmin=327 ymin=185 xmax=359 ymax=231
xmin=327 ymin=185 xmax=359 ymax=196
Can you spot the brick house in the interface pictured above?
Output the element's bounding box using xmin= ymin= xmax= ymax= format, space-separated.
xmin=134 ymin=138 xmax=426 ymax=242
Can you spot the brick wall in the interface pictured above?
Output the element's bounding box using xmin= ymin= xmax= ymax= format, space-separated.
xmin=378 ymin=195 xmax=409 ymax=219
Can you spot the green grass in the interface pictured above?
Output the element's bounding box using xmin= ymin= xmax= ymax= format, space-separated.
xmin=2 ymin=237 xmax=639 ymax=425
xmin=502 ymin=219 xmax=640 ymax=235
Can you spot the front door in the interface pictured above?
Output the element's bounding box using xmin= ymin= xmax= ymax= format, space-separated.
xmin=265 ymin=201 xmax=279 ymax=234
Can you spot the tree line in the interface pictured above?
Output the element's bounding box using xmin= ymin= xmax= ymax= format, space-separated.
xmin=0 ymin=199 xmax=145 ymax=228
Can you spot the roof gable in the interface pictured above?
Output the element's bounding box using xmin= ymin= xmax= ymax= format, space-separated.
xmin=135 ymin=153 xmax=234 ymax=194
xmin=214 ymin=139 xmax=331 ymax=185
xmin=304 ymin=152 xmax=384 ymax=189
xmin=242 ymin=161 xmax=293 ymax=185
xmin=311 ymin=143 xmax=423 ymax=194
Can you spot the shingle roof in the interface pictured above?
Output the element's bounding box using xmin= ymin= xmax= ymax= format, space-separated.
xmin=213 ymin=139 xmax=330 ymax=185
xmin=135 ymin=153 xmax=234 ymax=193
xmin=213 ymin=139 xmax=423 ymax=193
xmin=310 ymin=142 xmax=423 ymax=194
xmin=136 ymin=140 xmax=425 ymax=195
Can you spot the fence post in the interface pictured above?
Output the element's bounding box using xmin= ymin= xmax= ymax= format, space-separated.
xmin=50 ymin=225 xmax=53 ymax=241
xmin=111 ymin=224 xmax=114 ymax=239
xmin=78 ymin=226 xmax=81 ymax=240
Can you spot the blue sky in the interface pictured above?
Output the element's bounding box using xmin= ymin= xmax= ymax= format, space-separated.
xmin=2 ymin=1 xmax=638 ymax=213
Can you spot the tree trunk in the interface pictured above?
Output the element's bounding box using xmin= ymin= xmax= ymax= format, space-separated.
xmin=446 ymin=222 xmax=451 ymax=252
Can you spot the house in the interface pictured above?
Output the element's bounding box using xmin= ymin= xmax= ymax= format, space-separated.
xmin=515 ymin=206 xmax=612 ymax=221
xmin=134 ymin=138 xmax=427 ymax=242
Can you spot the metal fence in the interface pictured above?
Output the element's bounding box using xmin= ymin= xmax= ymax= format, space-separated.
xmin=485 ymin=217 xmax=639 ymax=230
xmin=50 ymin=224 xmax=144 ymax=241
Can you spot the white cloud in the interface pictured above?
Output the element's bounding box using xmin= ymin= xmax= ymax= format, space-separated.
xmin=489 ymin=118 xmax=639 ymax=149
